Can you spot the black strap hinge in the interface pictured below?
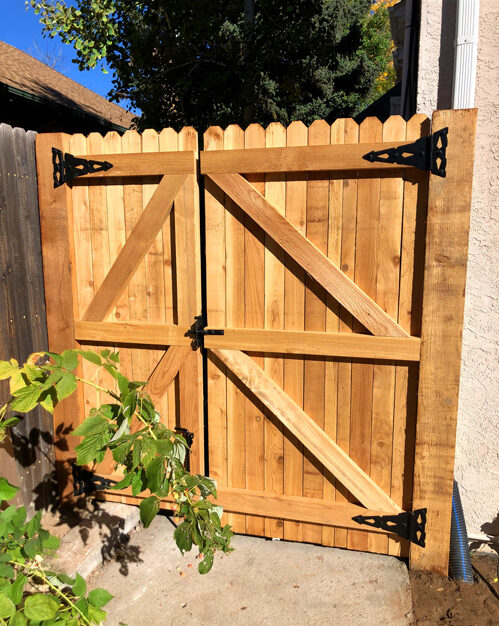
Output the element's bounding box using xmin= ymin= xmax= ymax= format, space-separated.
xmin=186 ymin=315 xmax=224 ymax=350
xmin=352 ymin=508 xmax=427 ymax=547
xmin=52 ymin=148 xmax=113 ymax=188
xmin=72 ymin=464 xmax=117 ymax=496
xmin=362 ymin=128 xmax=448 ymax=177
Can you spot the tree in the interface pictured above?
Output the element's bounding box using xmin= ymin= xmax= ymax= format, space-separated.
xmin=28 ymin=0 xmax=395 ymax=130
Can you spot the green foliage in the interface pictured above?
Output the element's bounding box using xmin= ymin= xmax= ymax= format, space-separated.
xmin=0 ymin=350 xmax=234 ymax=575
xmin=0 ymin=479 xmax=113 ymax=624
xmin=27 ymin=0 xmax=395 ymax=129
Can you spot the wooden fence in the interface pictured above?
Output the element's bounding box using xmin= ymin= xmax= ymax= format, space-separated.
xmin=0 ymin=123 xmax=55 ymax=513
xmin=36 ymin=109 xmax=477 ymax=575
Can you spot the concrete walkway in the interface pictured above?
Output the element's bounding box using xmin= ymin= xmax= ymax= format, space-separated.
xmin=88 ymin=514 xmax=413 ymax=626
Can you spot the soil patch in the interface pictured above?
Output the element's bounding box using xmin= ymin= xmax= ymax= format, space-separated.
xmin=410 ymin=554 xmax=499 ymax=625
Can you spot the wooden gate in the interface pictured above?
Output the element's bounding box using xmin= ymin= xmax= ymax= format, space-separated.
xmin=36 ymin=109 xmax=476 ymax=575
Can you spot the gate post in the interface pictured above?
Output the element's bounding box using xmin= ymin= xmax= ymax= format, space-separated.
xmin=411 ymin=109 xmax=477 ymax=574
xmin=36 ymin=133 xmax=82 ymax=497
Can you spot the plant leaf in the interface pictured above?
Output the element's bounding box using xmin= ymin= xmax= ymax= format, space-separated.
xmin=0 ymin=595 xmax=15 ymax=619
xmin=72 ymin=572 xmax=86 ymax=596
xmin=79 ymin=350 xmax=101 ymax=366
xmin=23 ymin=594 xmax=59 ymax=620
xmin=88 ymin=588 xmax=113 ymax=608
xmin=73 ymin=416 xmax=109 ymax=437
xmin=54 ymin=371 xmax=77 ymax=401
xmin=61 ymin=349 xmax=79 ymax=371
xmin=0 ymin=361 xmax=18 ymax=380
xmin=173 ymin=521 xmax=192 ymax=554
xmin=139 ymin=496 xmax=159 ymax=527
xmin=0 ymin=478 xmax=19 ymax=502
xmin=198 ymin=551 xmax=214 ymax=574
xmin=10 ymin=385 xmax=41 ymax=413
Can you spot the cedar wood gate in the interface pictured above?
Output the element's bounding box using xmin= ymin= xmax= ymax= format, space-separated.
xmin=36 ymin=109 xmax=477 ymax=575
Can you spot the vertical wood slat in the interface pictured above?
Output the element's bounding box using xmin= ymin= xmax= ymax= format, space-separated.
xmin=335 ymin=118 xmax=359 ymax=549
xmin=368 ymin=116 xmax=406 ymax=555
xmin=204 ymin=126 xmax=227 ymax=494
xmin=348 ymin=117 xmax=382 ymax=552
xmin=0 ymin=124 xmax=54 ymax=512
xmin=243 ymin=123 xmax=266 ymax=536
xmin=411 ymin=108 xmax=477 ymax=575
xmin=224 ymin=125 xmax=246 ymax=533
xmin=36 ymin=132 xmax=80 ymax=497
xmin=176 ymin=128 xmax=204 ymax=473
xmin=264 ymin=122 xmax=286 ymax=538
xmin=322 ymin=118 xmax=344 ymax=547
xmin=389 ymin=114 xmax=430 ymax=557
xmin=283 ymin=121 xmax=308 ymax=543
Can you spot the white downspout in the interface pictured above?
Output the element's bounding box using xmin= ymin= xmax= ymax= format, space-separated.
xmin=452 ymin=0 xmax=480 ymax=108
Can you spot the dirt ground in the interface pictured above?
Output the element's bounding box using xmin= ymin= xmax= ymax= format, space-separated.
xmin=410 ymin=554 xmax=499 ymax=625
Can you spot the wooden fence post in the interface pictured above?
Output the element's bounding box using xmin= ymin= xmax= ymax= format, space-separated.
xmin=411 ymin=109 xmax=477 ymax=574
xmin=36 ymin=133 xmax=81 ymax=497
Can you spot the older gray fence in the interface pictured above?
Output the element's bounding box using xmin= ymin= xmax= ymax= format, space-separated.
xmin=0 ymin=123 xmax=55 ymax=513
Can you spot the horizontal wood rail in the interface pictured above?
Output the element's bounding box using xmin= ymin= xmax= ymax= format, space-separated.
xmin=201 ymin=142 xmax=415 ymax=174
xmin=73 ymin=151 xmax=196 ymax=178
xmin=96 ymin=483 xmax=397 ymax=533
xmin=74 ymin=321 xmax=192 ymax=346
xmin=212 ymin=348 xmax=402 ymax=513
xmin=205 ymin=328 xmax=421 ymax=361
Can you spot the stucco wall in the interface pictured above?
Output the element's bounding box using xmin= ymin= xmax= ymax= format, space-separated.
xmin=417 ymin=0 xmax=498 ymax=541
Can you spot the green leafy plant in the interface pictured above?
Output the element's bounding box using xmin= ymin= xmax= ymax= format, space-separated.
xmin=0 ymin=478 xmax=113 ymax=625
xmin=0 ymin=349 xmax=233 ymax=574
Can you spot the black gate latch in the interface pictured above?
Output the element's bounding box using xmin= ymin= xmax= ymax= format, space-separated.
xmin=52 ymin=148 xmax=113 ymax=188
xmin=362 ymin=127 xmax=448 ymax=177
xmin=186 ymin=315 xmax=224 ymax=350
xmin=352 ymin=508 xmax=427 ymax=547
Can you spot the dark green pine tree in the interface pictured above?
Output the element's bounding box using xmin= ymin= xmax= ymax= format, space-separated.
xmin=31 ymin=0 xmax=394 ymax=130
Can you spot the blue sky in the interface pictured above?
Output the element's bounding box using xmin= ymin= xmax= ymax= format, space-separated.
xmin=0 ymin=0 xmax=136 ymax=112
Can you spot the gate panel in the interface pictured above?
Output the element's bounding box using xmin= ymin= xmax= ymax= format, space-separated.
xmin=37 ymin=128 xmax=202 ymax=493
xmin=202 ymin=116 xmax=430 ymax=556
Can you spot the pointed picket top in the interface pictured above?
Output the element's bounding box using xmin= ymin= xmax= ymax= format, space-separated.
xmin=179 ymin=126 xmax=198 ymax=151
xmin=265 ymin=121 xmax=286 ymax=148
xmin=158 ymin=127 xmax=178 ymax=151
xmin=331 ymin=118 xmax=346 ymax=145
xmin=103 ymin=130 xmax=121 ymax=155
xmin=309 ymin=118 xmax=331 ymax=145
xmin=224 ymin=124 xmax=244 ymax=150
xmin=244 ymin=123 xmax=265 ymax=149
xmin=383 ymin=115 xmax=406 ymax=142
xmin=69 ymin=133 xmax=87 ymax=155
xmin=203 ymin=126 xmax=224 ymax=151
xmin=121 ymin=129 xmax=141 ymax=152
xmin=286 ymin=120 xmax=308 ymax=137
xmin=141 ymin=128 xmax=159 ymax=153
xmin=344 ymin=117 xmax=359 ymax=144
xmin=406 ymin=114 xmax=430 ymax=140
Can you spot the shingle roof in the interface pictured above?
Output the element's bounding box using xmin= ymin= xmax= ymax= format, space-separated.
xmin=0 ymin=41 xmax=134 ymax=129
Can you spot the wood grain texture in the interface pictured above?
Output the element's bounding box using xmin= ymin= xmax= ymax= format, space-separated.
xmin=213 ymin=349 xmax=401 ymax=513
xmin=209 ymin=172 xmax=408 ymax=338
xmin=82 ymin=174 xmax=186 ymax=322
xmin=74 ymin=150 xmax=196 ymax=177
xmin=204 ymin=329 xmax=420 ymax=360
xmin=36 ymin=132 xmax=80 ymax=495
xmin=146 ymin=346 xmax=191 ymax=405
xmin=411 ymin=109 xmax=477 ymax=574
xmin=74 ymin=321 xmax=191 ymax=346
xmin=201 ymin=142 xmax=419 ymax=174
xmin=282 ymin=120 xmax=308 ymax=542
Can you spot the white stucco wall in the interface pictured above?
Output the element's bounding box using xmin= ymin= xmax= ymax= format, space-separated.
xmin=417 ymin=0 xmax=498 ymax=541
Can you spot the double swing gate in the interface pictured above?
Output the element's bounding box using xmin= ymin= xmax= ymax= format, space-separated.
xmin=36 ymin=109 xmax=477 ymax=575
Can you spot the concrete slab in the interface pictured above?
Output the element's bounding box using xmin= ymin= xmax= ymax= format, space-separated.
xmin=88 ymin=514 xmax=414 ymax=626
xmin=46 ymin=500 xmax=140 ymax=579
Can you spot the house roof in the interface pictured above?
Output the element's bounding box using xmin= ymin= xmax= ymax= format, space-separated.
xmin=0 ymin=41 xmax=134 ymax=130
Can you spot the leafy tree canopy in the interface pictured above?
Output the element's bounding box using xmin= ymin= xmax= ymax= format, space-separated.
xmin=28 ymin=0 xmax=395 ymax=130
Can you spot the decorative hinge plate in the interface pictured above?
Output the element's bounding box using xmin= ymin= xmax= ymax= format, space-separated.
xmin=185 ymin=315 xmax=224 ymax=350
xmin=352 ymin=508 xmax=427 ymax=547
xmin=362 ymin=128 xmax=448 ymax=177
xmin=52 ymin=148 xmax=113 ymax=188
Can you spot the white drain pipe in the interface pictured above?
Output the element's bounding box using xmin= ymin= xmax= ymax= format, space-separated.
xmin=452 ymin=0 xmax=480 ymax=108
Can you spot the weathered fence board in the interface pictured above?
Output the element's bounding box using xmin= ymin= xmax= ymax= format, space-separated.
xmin=0 ymin=123 xmax=55 ymax=513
